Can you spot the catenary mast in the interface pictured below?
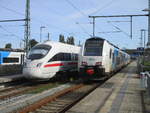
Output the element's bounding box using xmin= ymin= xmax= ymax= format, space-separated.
xmin=24 ymin=0 xmax=30 ymax=53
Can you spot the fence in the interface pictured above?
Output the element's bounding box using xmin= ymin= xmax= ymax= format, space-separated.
xmin=140 ymin=71 xmax=150 ymax=95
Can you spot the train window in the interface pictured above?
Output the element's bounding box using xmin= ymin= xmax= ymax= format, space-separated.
xmin=112 ymin=53 xmax=115 ymax=63
xmin=49 ymin=53 xmax=72 ymax=62
xmin=64 ymin=53 xmax=71 ymax=61
xmin=75 ymin=54 xmax=78 ymax=61
xmin=84 ymin=40 xmax=103 ymax=56
xmin=50 ymin=53 xmax=60 ymax=61
xmin=3 ymin=57 xmax=19 ymax=63
xmin=28 ymin=44 xmax=51 ymax=60
xmin=71 ymin=54 xmax=75 ymax=61
xmin=109 ymin=49 xmax=112 ymax=59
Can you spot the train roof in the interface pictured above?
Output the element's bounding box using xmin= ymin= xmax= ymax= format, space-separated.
xmin=86 ymin=36 xmax=119 ymax=49
xmin=86 ymin=37 xmax=105 ymax=41
xmin=0 ymin=48 xmax=24 ymax=52
xmin=38 ymin=41 xmax=80 ymax=48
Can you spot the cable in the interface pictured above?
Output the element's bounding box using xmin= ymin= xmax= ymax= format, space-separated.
xmin=0 ymin=4 xmax=24 ymax=16
xmin=107 ymin=22 xmax=131 ymax=38
xmin=0 ymin=25 xmax=21 ymax=38
xmin=90 ymin=0 xmax=117 ymax=15
xmin=65 ymin=0 xmax=87 ymax=17
xmin=64 ymin=0 xmax=93 ymax=36
xmin=0 ymin=3 xmax=71 ymax=35
xmin=76 ymin=22 xmax=92 ymax=37
xmin=0 ymin=24 xmax=25 ymax=27
xmin=32 ymin=17 xmax=71 ymax=34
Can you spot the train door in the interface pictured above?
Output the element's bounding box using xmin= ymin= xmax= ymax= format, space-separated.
xmin=113 ymin=49 xmax=118 ymax=71
xmin=21 ymin=54 xmax=25 ymax=65
xmin=0 ymin=52 xmax=1 ymax=65
xmin=109 ymin=48 xmax=113 ymax=72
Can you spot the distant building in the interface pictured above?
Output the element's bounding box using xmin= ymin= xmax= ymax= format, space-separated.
xmin=125 ymin=48 xmax=144 ymax=60
xmin=0 ymin=48 xmax=24 ymax=52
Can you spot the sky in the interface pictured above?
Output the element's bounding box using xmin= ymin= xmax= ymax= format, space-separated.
xmin=0 ymin=0 xmax=148 ymax=49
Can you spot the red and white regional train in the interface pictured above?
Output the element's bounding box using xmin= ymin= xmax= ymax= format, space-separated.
xmin=23 ymin=41 xmax=80 ymax=80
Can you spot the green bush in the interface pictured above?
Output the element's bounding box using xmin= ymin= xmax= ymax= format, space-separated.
xmin=143 ymin=61 xmax=150 ymax=66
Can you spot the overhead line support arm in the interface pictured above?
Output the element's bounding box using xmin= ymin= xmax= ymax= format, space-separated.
xmin=0 ymin=19 xmax=29 ymax=22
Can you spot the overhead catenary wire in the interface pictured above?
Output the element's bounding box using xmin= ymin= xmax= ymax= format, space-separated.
xmin=0 ymin=4 xmax=24 ymax=16
xmin=0 ymin=3 xmax=72 ymax=35
xmin=0 ymin=25 xmax=21 ymax=39
xmin=64 ymin=0 xmax=93 ymax=36
xmin=76 ymin=22 xmax=92 ymax=37
xmin=107 ymin=21 xmax=131 ymax=38
xmin=0 ymin=0 xmax=92 ymax=38
xmin=90 ymin=0 xmax=117 ymax=15
xmin=65 ymin=0 xmax=87 ymax=17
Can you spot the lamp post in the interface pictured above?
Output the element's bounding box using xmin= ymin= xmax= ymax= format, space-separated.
xmin=40 ymin=26 xmax=46 ymax=42
xmin=143 ymin=0 xmax=150 ymax=48
xmin=141 ymin=29 xmax=146 ymax=64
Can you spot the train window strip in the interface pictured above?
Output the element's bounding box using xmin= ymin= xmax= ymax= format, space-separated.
xmin=3 ymin=57 xmax=19 ymax=63
xmin=48 ymin=53 xmax=78 ymax=62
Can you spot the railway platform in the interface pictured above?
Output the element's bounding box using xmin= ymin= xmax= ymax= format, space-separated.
xmin=0 ymin=74 xmax=24 ymax=83
xmin=67 ymin=62 xmax=146 ymax=113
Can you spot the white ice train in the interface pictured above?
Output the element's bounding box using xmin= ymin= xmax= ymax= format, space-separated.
xmin=78 ymin=37 xmax=130 ymax=78
xmin=23 ymin=41 xmax=80 ymax=80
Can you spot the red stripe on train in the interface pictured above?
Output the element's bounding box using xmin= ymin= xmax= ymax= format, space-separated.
xmin=44 ymin=63 xmax=64 ymax=67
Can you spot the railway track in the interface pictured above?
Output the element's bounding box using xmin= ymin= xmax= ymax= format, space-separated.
xmin=0 ymin=80 xmax=62 ymax=100
xmin=0 ymin=77 xmax=86 ymax=113
xmin=17 ymin=82 xmax=102 ymax=113
xmin=0 ymin=74 xmax=108 ymax=113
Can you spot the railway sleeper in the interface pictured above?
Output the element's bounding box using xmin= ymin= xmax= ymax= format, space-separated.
xmin=36 ymin=106 xmax=66 ymax=113
xmin=48 ymin=101 xmax=67 ymax=105
xmin=54 ymin=99 xmax=73 ymax=103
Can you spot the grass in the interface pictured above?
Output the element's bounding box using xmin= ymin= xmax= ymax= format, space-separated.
xmin=27 ymin=83 xmax=60 ymax=94
xmin=142 ymin=61 xmax=150 ymax=71
xmin=143 ymin=61 xmax=150 ymax=66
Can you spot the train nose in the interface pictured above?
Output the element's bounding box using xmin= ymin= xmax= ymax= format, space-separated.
xmin=23 ymin=67 xmax=41 ymax=79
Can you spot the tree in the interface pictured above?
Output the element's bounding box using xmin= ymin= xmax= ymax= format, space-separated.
xmin=59 ymin=34 xmax=65 ymax=43
xmin=29 ymin=39 xmax=38 ymax=48
xmin=66 ymin=36 xmax=75 ymax=45
xmin=70 ymin=36 xmax=75 ymax=45
xmin=5 ymin=43 xmax=12 ymax=49
xmin=66 ymin=37 xmax=71 ymax=44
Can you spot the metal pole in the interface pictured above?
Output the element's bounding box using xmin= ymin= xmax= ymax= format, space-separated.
xmin=93 ymin=17 xmax=95 ymax=37
xmin=147 ymin=0 xmax=150 ymax=47
xmin=130 ymin=16 xmax=133 ymax=39
xmin=40 ymin=27 xmax=42 ymax=42
xmin=0 ymin=19 xmax=27 ymax=22
xmin=40 ymin=26 xmax=46 ymax=42
xmin=47 ymin=32 xmax=50 ymax=41
xmin=140 ymin=30 xmax=143 ymax=47
xmin=144 ymin=30 xmax=146 ymax=49
xmin=143 ymin=30 xmax=146 ymax=64
xmin=89 ymin=14 xmax=148 ymax=18
xmin=24 ymin=0 xmax=30 ymax=54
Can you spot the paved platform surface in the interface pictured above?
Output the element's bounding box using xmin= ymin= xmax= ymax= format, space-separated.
xmin=0 ymin=74 xmax=24 ymax=83
xmin=67 ymin=62 xmax=143 ymax=113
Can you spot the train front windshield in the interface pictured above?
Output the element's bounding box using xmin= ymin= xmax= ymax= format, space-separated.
xmin=84 ymin=40 xmax=103 ymax=56
xmin=27 ymin=45 xmax=51 ymax=60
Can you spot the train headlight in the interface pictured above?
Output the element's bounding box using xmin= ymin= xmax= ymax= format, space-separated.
xmin=95 ymin=62 xmax=102 ymax=66
xmin=82 ymin=61 xmax=87 ymax=66
xmin=36 ymin=63 xmax=42 ymax=67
